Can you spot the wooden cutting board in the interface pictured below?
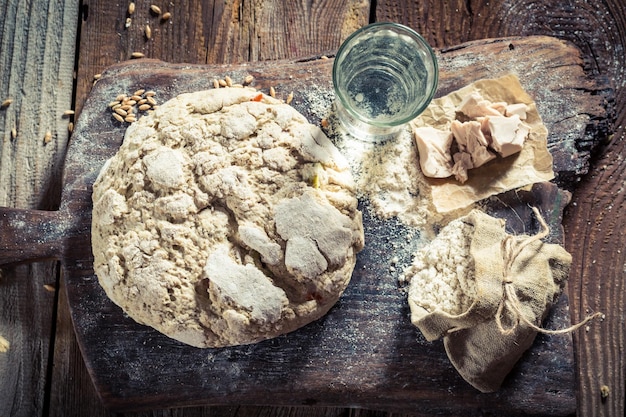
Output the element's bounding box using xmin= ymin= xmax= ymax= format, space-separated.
xmin=0 ymin=36 xmax=611 ymax=415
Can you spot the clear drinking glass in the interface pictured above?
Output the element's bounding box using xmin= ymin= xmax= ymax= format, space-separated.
xmin=332 ymin=22 xmax=439 ymax=142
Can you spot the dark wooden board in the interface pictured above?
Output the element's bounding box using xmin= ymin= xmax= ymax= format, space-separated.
xmin=0 ymin=36 xmax=611 ymax=415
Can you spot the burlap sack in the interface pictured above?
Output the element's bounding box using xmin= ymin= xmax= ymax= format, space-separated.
xmin=408 ymin=209 xmax=572 ymax=392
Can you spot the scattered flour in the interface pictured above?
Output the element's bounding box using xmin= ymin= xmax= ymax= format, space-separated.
xmin=314 ymin=98 xmax=481 ymax=290
xmin=405 ymin=217 xmax=475 ymax=315
xmin=323 ymin=108 xmax=446 ymax=232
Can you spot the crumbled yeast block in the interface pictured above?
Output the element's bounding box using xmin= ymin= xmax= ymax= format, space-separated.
xmin=457 ymin=92 xmax=507 ymax=118
xmin=487 ymin=114 xmax=530 ymax=158
xmin=450 ymin=120 xmax=496 ymax=183
xmin=413 ymin=126 xmax=454 ymax=178
xmin=413 ymin=91 xmax=530 ymax=182
xmin=451 ymin=151 xmax=473 ymax=184
xmin=505 ymin=103 xmax=528 ymax=120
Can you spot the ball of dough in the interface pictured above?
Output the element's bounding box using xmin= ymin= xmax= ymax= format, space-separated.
xmin=92 ymin=87 xmax=364 ymax=348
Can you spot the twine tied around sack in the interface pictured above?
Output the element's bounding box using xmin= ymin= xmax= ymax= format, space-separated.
xmin=495 ymin=206 xmax=603 ymax=335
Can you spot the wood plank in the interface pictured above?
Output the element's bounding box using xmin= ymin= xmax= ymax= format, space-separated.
xmin=39 ymin=35 xmax=605 ymax=415
xmin=0 ymin=0 xmax=77 ymax=208
xmin=377 ymin=1 xmax=626 ymax=416
xmin=48 ymin=272 xmax=131 ymax=417
xmin=0 ymin=0 xmax=78 ymax=416
xmin=0 ymin=263 xmax=57 ymax=417
xmin=563 ymin=135 xmax=626 ymax=415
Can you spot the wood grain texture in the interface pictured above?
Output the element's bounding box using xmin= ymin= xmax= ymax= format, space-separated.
xmin=377 ymin=1 xmax=626 ymax=416
xmin=0 ymin=0 xmax=78 ymax=208
xmin=563 ymin=134 xmax=626 ymax=416
xmin=0 ymin=263 xmax=57 ymax=417
xmin=0 ymin=1 xmax=77 ymax=416
xmin=48 ymin=273 xmax=122 ymax=417
xmin=0 ymin=208 xmax=66 ymax=265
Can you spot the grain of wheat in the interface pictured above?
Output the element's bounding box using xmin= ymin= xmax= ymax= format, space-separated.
xmin=44 ymin=131 xmax=52 ymax=144
xmin=218 ymin=79 xmax=227 ymax=87
xmin=0 ymin=336 xmax=10 ymax=353
xmin=244 ymin=75 xmax=254 ymax=85
xmin=63 ymin=110 xmax=75 ymax=116
xmin=68 ymin=122 xmax=74 ymax=133
xmin=212 ymin=79 xmax=220 ymax=88
xmin=150 ymin=4 xmax=161 ymax=15
xmin=131 ymin=52 xmax=145 ymax=59
xmin=145 ymin=25 xmax=152 ymax=40
xmin=225 ymin=76 xmax=233 ymax=87
xmin=11 ymin=128 xmax=17 ymax=139
xmin=1 ymin=98 xmax=12 ymax=108
xmin=125 ymin=17 xmax=132 ymax=28
xmin=270 ymin=86 xmax=276 ymax=98
xmin=161 ymin=11 xmax=171 ymax=21
xmin=109 ymin=88 xmax=158 ymax=124
xmin=128 ymin=2 xmax=135 ymax=15
xmin=286 ymin=91 xmax=294 ymax=104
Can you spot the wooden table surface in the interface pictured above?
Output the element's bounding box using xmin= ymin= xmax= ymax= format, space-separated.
xmin=0 ymin=1 xmax=624 ymax=416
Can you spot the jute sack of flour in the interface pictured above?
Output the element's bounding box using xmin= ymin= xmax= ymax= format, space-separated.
xmin=406 ymin=208 xmax=594 ymax=392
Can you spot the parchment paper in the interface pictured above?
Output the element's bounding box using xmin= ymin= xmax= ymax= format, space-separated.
xmin=410 ymin=74 xmax=554 ymax=213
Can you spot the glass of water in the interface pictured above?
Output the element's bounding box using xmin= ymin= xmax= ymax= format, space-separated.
xmin=332 ymin=22 xmax=438 ymax=142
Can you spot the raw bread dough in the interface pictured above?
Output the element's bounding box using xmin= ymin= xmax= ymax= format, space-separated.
xmin=91 ymin=87 xmax=364 ymax=348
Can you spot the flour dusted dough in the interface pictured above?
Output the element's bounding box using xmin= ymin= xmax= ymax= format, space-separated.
xmin=91 ymin=87 xmax=364 ymax=348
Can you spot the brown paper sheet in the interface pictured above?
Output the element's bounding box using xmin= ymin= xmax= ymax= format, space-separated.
xmin=410 ymin=74 xmax=554 ymax=213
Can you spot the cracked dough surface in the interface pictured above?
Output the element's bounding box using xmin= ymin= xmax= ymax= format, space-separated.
xmin=91 ymin=88 xmax=364 ymax=348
